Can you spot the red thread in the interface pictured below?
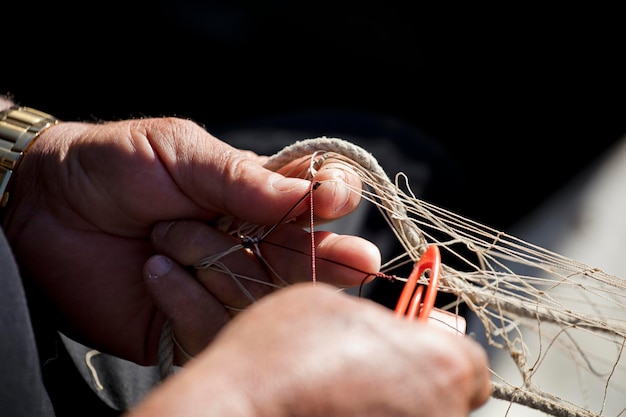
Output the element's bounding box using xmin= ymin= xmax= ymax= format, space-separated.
xmin=309 ymin=181 xmax=317 ymax=284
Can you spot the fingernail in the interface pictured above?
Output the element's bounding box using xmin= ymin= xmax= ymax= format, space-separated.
xmin=332 ymin=174 xmax=350 ymax=214
xmin=271 ymin=175 xmax=309 ymax=192
xmin=145 ymin=255 xmax=172 ymax=279
xmin=152 ymin=220 xmax=180 ymax=241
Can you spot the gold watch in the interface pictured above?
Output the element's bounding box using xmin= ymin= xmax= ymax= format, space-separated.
xmin=0 ymin=106 xmax=59 ymax=207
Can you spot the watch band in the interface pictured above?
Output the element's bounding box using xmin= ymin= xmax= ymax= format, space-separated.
xmin=0 ymin=106 xmax=59 ymax=207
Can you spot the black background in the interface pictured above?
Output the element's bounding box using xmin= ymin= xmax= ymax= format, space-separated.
xmin=4 ymin=2 xmax=625 ymax=230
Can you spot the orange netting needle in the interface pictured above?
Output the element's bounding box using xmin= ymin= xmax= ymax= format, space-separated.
xmin=394 ymin=245 xmax=441 ymax=322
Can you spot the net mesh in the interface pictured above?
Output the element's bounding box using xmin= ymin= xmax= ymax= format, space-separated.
xmin=163 ymin=137 xmax=626 ymax=417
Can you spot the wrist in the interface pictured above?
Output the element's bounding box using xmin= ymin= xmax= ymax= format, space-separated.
xmin=0 ymin=106 xmax=59 ymax=208
xmin=127 ymin=359 xmax=260 ymax=417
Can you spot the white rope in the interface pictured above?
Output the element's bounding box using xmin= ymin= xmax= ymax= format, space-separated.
xmin=156 ymin=137 xmax=626 ymax=417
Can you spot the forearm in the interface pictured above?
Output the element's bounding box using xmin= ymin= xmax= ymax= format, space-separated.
xmin=124 ymin=355 xmax=260 ymax=417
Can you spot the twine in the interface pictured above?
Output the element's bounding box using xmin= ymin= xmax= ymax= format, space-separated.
xmin=156 ymin=137 xmax=626 ymax=417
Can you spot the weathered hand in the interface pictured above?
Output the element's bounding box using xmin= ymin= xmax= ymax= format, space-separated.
xmin=145 ymin=214 xmax=381 ymax=362
xmin=2 ymin=117 xmax=373 ymax=365
xmin=127 ymin=283 xmax=492 ymax=417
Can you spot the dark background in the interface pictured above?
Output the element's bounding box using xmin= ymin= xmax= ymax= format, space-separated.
xmin=4 ymin=1 xmax=625 ymax=230
xmin=5 ymin=4 xmax=625 ymax=414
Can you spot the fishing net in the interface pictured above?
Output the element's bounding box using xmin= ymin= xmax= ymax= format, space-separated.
xmin=159 ymin=137 xmax=626 ymax=417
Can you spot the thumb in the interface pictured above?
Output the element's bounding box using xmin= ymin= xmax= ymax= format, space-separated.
xmin=143 ymin=254 xmax=230 ymax=365
xmin=214 ymin=160 xmax=313 ymax=226
xmin=153 ymin=119 xmax=312 ymax=225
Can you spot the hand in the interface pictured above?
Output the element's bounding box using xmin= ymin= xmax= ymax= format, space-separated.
xmin=145 ymin=215 xmax=381 ymax=363
xmin=2 ymin=116 xmax=378 ymax=365
xmin=126 ymin=282 xmax=492 ymax=417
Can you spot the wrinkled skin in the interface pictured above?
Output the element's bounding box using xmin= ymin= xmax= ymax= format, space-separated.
xmin=2 ymin=107 xmax=491 ymax=416
xmin=126 ymin=282 xmax=492 ymax=417
xmin=2 ymin=117 xmax=377 ymax=364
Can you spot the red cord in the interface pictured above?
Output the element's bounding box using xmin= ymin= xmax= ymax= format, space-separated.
xmin=309 ymin=180 xmax=317 ymax=284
